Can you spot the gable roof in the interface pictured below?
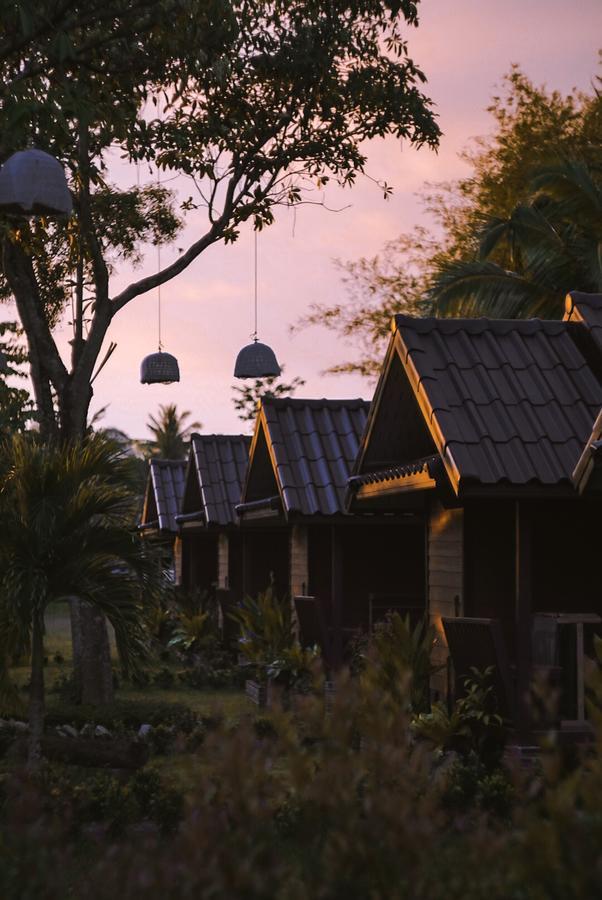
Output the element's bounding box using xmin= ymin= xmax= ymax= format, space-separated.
xmin=141 ymin=459 xmax=187 ymax=532
xmin=186 ymin=434 xmax=250 ymax=526
xmin=356 ymin=314 xmax=602 ymax=495
xmin=241 ymin=398 xmax=370 ymax=517
xmin=564 ymin=291 xmax=602 ymax=354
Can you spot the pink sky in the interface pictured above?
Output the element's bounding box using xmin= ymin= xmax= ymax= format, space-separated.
xmin=56 ymin=0 xmax=601 ymax=440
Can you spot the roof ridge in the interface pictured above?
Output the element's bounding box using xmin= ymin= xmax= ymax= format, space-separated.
xmin=190 ymin=432 xmax=251 ymax=442
xmin=262 ymin=397 xmax=369 ymax=409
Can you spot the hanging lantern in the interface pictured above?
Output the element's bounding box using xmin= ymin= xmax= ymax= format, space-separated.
xmin=234 ymin=338 xmax=281 ymax=378
xmin=234 ymin=231 xmax=281 ymax=379
xmin=0 ymin=149 xmax=72 ymax=216
xmin=140 ymin=351 xmax=180 ymax=385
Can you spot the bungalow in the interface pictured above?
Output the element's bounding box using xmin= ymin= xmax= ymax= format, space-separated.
xmin=237 ymin=397 xmax=426 ymax=662
xmin=348 ymin=294 xmax=602 ymax=736
xmin=175 ymin=433 xmax=250 ymax=600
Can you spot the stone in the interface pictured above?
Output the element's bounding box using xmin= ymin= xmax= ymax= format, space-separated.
xmin=138 ymin=724 xmax=153 ymax=739
xmin=57 ymin=724 xmax=79 ymax=739
xmin=8 ymin=719 xmax=28 ymax=733
xmin=94 ymin=725 xmax=112 ymax=738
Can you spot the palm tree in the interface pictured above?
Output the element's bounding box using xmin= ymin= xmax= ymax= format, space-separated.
xmin=145 ymin=403 xmax=201 ymax=459
xmin=0 ymin=434 xmax=160 ymax=768
xmin=430 ymin=158 xmax=602 ymax=319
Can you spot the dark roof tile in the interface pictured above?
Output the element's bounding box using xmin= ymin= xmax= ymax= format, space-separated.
xmin=261 ymin=398 xmax=370 ymax=515
xmin=190 ymin=434 xmax=250 ymax=526
xmin=144 ymin=459 xmax=186 ymax=532
xmin=394 ymin=315 xmax=602 ymax=487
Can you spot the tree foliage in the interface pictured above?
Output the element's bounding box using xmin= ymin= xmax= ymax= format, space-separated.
xmin=300 ymin=63 xmax=602 ymax=376
xmin=232 ymin=365 xmax=305 ymax=424
xmin=0 ymin=320 xmax=35 ymax=435
xmin=144 ymin=403 xmax=201 ymax=459
xmin=0 ymin=0 xmax=439 ymax=441
xmin=0 ymin=433 xmax=159 ymax=764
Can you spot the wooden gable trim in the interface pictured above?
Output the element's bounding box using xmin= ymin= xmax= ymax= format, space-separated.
xmin=352 ymin=320 xmax=460 ymax=497
xmin=140 ymin=464 xmax=157 ymax=527
xmin=353 ymin=468 xmax=436 ymax=501
xmin=240 ymin=404 xmax=288 ymax=516
xmin=394 ymin=329 xmax=461 ymax=495
xmin=180 ymin=444 xmax=205 ymax=519
xmin=352 ymin=323 xmax=399 ymax=476
xmin=572 ymin=407 xmax=602 ymax=495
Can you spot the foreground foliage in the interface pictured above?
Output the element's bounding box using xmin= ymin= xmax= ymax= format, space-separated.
xmin=0 ymin=435 xmax=160 ymax=765
xmin=1 ymin=663 xmax=602 ymax=899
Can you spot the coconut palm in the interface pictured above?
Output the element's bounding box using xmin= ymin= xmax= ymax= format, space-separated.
xmin=145 ymin=403 xmax=201 ymax=459
xmin=0 ymin=434 xmax=160 ymax=768
xmin=430 ymin=158 xmax=602 ymax=319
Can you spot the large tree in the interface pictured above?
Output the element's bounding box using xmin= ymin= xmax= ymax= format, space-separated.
xmin=298 ymin=64 xmax=602 ymax=375
xmin=1 ymin=0 xmax=439 ymax=443
xmin=0 ymin=0 xmax=439 ymax=702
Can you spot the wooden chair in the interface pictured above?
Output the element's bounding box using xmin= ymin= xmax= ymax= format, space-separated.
xmin=294 ymin=595 xmax=328 ymax=650
xmin=442 ymin=617 xmax=515 ymax=722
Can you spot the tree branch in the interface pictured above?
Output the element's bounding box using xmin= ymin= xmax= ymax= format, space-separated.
xmin=111 ymin=170 xmax=241 ymax=313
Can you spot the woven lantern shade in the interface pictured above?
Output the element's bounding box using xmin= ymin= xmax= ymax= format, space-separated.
xmin=0 ymin=149 xmax=72 ymax=216
xmin=140 ymin=351 xmax=180 ymax=385
xmin=234 ymin=339 xmax=281 ymax=378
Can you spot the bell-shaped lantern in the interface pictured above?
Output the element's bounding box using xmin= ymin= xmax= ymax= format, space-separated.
xmin=140 ymin=351 xmax=180 ymax=385
xmin=234 ymin=338 xmax=281 ymax=379
xmin=0 ymin=149 xmax=73 ymax=216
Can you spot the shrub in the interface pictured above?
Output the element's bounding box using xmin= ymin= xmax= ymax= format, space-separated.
xmin=413 ymin=667 xmax=506 ymax=769
xmin=363 ymin=612 xmax=440 ymax=713
xmin=230 ymin=582 xmax=295 ymax=669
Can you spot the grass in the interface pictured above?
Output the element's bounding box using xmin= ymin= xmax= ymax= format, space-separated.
xmin=6 ymin=602 xmax=252 ymax=723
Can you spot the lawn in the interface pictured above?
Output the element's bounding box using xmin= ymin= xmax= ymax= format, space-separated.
xmin=7 ymin=601 xmax=251 ymax=723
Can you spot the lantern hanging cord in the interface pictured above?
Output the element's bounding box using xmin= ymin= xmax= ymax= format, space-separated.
xmin=157 ymin=241 xmax=162 ymax=351
xmin=253 ymin=229 xmax=258 ymax=342
xmin=156 ymin=162 xmax=162 ymax=352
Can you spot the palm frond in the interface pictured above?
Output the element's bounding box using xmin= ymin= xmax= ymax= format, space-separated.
xmin=430 ymin=259 xmax=561 ymax=319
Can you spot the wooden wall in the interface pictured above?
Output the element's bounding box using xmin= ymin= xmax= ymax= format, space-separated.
xmin=217 ymin=534 xmax=229 ymax=589
xmin=290 ymin=524 xmax=309 ymax=598
xmin=428 ymin=499 xmax=464 ymax=699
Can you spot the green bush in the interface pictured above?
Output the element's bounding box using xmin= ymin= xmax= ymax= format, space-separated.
xmin=363 ymin=612 xmax=440 ymax=713
xmin=2 ymin=666 xmax=602 ymax=899
xmin=413 ymin=667 xmax=506 ymax=769
xmin=230 ymin=582 xmax=295 ymax=669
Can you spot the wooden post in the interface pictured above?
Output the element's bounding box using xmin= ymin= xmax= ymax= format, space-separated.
xmin=217 ymin=533 xmax=229 ymax=590
xmin=174 ymin=535 xmax=183 ymax=586
xmin=241 ymin=530 xmax=248 ymax=599
xmin=331 ymin=525 xmax=343 ymax=668
xmin=515 ymin=500 xmax=532 ymax=740
xmin=290 ymin=524 xmax=309 ymax=598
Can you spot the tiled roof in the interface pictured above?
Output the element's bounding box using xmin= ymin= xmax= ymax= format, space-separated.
xmin=147 ymin=459 xmax=187 ymax=532
xmin=564 ymin=291 xmax=602 ymax=353
xmin=261 ymin=398 xmax=370 ymax=515
xmin=394 ymin=315 xmax=602 ymax=487
xmin=190 ymin=434 xmax=250 ymax=526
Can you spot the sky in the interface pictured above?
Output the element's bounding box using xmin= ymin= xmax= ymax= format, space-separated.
xmin=54 ymin=0 xmax=602 ymax=440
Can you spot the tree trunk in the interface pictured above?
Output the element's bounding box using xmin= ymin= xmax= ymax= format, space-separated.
xmin=28 ymin=610 xmax=45 ymax=770
xmin=79 ymin=602 xmax=114 ymax=706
